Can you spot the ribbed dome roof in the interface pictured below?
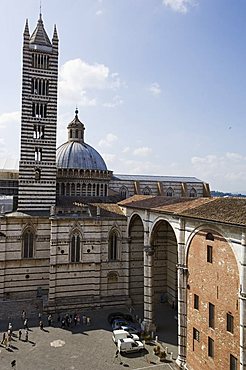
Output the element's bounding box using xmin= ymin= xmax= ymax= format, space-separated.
xmin=56 ymin=110 xmax=107 ymax=171
xmin=56 ymin=141 xmax=107 ymax=171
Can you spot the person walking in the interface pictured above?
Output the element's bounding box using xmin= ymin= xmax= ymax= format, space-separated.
xmin=22 ymin=310 xmax=26 ymax=322
xmin=24 ymin=318 xmax=28 ymax=330
xmin=8 ymin=323 xmax=13 ymax=335
xmin=1 ymin=331 xmax=6 ymax=345
xmin=61 ymin=318 xmax=65 ymax=329
xmin=25 ymin=329 xmax=28 ymax=342
xmin=48 ymin=314 xmax=52 ymax=326
xmin=86 ymin=316 xmax=91 ymax=326
xmin=73 ymin=314 xmax=77 ymax=326
xmin=39 ymin=320 xmax=44 ymax=330
xmin=7 ymin=330 xmax=12 ymax=348
xmin=65 ymin=314 xmax=69 ymax=327
xmin=18 ymin=329 xmax=22 ymax=341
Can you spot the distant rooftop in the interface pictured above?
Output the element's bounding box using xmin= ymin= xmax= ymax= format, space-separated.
xmin=113 ymin=174 xmax=203 ymax=183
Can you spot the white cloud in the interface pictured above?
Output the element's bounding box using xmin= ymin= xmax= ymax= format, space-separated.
xmin=191 ymin=152 xmax=246 ymax=192
xmin=133 ymin=147 xmax=152 ymax=157
xmin=59 ymin=59 xmax=123 ymax=106
xmin=163 ymin=0 xmax=197 ymax=14
xmin=103 ymin=95 xmax=123 ymax=108
xmin=98 ymin=133 xmax=118 ymax=148
xmin=122 ymin=147 xmax=130 ymax=153
xmin=0 ymin=111 xmax=20 ymax=128
xmin=0 ymin=138 xmax=6 ymax=155
xmin=115 ymin=158 xmax=163 ymax=174
xmin=149 ymin=82 xmax=161 ymax=96
xmin=102 ymin=153 xmax=116 ymax=164
xmin=96 ymin=10 xmax=103 ymax=16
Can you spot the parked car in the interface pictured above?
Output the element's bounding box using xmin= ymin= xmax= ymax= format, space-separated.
xmin=112 ymin=317 xmax=142 ymax=331
xmin=120 ymin=324 xmax=142 ymax=336
xmin=112 ymin=329 xmax=139 ymax=343
xmin=108 ymin=312 xmax=134 ymax=325
xmin=111 ymin=319 xmax=129 ymax=331
xmin=117 ymin=338 xmax=144 ymax=353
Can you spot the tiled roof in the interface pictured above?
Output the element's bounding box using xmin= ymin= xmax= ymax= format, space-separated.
xmin=119 ymin=195 xmax=246 ymax=226
xmin=119 ymin=195 xmax=194 ymax=208
xmin=89 ymin=203 xmax=125 ymax=217
xmin=179 ymin=197 xmax=246 ymax=226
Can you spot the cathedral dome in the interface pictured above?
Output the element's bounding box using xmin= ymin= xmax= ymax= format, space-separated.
xmin=56 ymin=109 xmax=107 ymax=171
xmin=56 ymin=141 xmax=107 ymax=170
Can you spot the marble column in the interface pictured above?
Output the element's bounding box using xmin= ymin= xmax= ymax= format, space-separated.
xmin=143 ymin=244 xmax=156 ymax=333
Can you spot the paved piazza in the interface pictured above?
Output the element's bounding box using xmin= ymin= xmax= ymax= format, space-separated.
xmin=0 ymin=306 xmax=178 ymax=370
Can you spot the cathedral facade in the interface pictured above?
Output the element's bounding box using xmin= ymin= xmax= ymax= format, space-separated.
xmin=0 ymin=14 xmax=245 ymax=369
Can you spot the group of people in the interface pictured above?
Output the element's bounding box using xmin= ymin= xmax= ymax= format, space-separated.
xmin=59 ymin=313 xmax=91 ymax=329
xmin=0 ymin=309 xmax=92 ymax=349
xmin=1 ymin=318 xmax=29 ymax=349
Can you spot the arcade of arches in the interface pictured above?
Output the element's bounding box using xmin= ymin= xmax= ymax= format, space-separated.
xmin=128 ymin=214 xmax=178 ymax=330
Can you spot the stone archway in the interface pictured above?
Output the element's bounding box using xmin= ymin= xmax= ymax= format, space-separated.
xmin=128 ymin=214 xmax=144 ymax=307
xmin=150 ymin=219 xmax=178 ymax=309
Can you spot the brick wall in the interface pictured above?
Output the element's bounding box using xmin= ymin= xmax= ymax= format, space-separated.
xmin=186 ymin=229 xmax=239 ymax=370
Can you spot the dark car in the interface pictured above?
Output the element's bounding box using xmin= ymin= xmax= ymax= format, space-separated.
xmin=108 ymin=312 xmax=134 ymax=325
xmin=111 ymin=318 xmax=142 ymax=333
xmin=111 ymin=319 xmax=130 ymax=331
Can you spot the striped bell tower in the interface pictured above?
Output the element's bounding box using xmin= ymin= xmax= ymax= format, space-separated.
xmin=18 ymin=14 xmax=59 ymax=213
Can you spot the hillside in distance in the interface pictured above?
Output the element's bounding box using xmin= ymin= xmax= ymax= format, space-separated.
xmin=211 ymin=190 xmax=246 ymax=198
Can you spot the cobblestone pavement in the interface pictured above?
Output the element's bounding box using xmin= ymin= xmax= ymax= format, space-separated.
xmin=0 ymin=305 xmax=178 ymax=370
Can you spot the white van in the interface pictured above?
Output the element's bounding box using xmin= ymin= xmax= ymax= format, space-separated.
xmin=112 ymin=329 xmax=139 ymax=343
xmin=117 ymin=338 xmax=144 ymax=353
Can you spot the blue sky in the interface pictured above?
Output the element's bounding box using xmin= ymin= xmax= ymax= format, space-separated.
xmin=0 ymin=0 xmax=246 ymax=193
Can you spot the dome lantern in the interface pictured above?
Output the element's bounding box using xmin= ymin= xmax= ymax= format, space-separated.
xmin=67 ymin=108 xmax=85 ymax=143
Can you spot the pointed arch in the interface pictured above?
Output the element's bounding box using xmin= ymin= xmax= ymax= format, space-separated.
xmin=150 ymin=218 xmax=178 ymax=306
xmin=166 ymin=187 xmax=174 ymax=197
xmin=70 ymin=229 xmax=82 ymax=263
xmin=143 ymin=186 xmax=151 ymax=195
xmin=189 ymin=187 xmax=197 ymax=197
xmin=120 ymin=186 xmax=128 ymax=199
xmin=108 ymin=227 xmax=121 ymax=261
xmin=22 ymin=226 xmax=35 ymax=258
xmin=128 ymin=214 xmax=144 ymax=306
